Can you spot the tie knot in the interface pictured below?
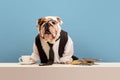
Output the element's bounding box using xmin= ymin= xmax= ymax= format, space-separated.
xmin=47 ymin=42 xmax=53 ymax=47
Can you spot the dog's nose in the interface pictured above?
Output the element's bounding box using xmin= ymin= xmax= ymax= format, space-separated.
xmin=44 ymin=23 xmax=50 ymax=30
xmin=44 ymin=23 xmax=50 ymax=34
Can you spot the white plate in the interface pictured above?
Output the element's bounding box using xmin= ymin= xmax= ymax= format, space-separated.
xmin=19 ymin=62 xmax=34 ymax=65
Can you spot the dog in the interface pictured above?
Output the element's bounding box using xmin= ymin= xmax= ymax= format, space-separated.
xmin=31 ymin=16 xmax=78 ymax=64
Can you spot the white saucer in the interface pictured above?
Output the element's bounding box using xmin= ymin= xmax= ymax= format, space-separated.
xmin=19 ymin=62 xmax=34 ymax=65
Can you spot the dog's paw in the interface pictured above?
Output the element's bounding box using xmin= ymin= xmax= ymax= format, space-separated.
xmin=71 ymin=60 xmax=81 ymax=65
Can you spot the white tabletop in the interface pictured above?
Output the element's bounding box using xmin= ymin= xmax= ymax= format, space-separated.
xmin=0 ymin=62 xmax=120 ymax=80
xmin=0 ymin=62 xmax=120 ymax=67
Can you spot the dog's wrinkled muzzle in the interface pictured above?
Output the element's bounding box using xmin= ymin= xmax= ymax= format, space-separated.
xmin=41 ymin=21 xmax=56 ymax=42
xmin=39 ymin=19 xmax=59 ymax=43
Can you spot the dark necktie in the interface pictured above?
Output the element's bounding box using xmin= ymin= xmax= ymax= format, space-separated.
xmin=39 ymin=42 xmax=54 ymax=66
xmin=47 ymin=42 xmax=54 ymax=64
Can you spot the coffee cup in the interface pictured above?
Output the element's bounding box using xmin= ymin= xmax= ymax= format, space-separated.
xmin=19 ymin=55 xmax=32 ymax=63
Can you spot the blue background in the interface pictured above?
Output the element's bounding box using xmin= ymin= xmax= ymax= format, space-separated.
xmin=0 ymin=0 xmax=120 ymax=62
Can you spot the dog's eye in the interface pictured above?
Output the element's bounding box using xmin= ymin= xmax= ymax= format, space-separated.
xmin=52 ymin=21 xmax=57 ymax=24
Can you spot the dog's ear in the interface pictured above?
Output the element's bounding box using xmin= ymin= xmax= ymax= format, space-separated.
xmin=56 ymin=17 xmax=63 ymax=25
xmin=36 ymin=18 xmax=44 ymax=28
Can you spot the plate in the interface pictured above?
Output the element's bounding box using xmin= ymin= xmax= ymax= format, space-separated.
xmin=19 ymin=62 xmax=34 ymax=65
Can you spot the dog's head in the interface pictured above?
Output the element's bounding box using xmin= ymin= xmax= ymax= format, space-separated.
xmin=36 ymin=16 xmax=63 ymax=44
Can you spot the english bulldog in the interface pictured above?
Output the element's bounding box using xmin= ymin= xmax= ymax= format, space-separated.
xmin=31 ymin=16 xmax=78 ymax=65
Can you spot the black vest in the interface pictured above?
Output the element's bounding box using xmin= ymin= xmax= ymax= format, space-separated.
xmin=35 ymin=30 xmax=78 ymax=63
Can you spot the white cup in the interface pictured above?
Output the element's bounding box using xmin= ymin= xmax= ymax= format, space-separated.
xmin=19 ymin=55 xmax=32 ymax=63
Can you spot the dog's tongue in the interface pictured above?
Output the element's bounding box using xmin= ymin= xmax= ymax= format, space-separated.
xmin=43 ymin=34 xmax=54 ymax=40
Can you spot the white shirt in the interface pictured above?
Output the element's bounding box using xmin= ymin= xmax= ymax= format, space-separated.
xmin=31 ymin=35 xmax=74 ymax=63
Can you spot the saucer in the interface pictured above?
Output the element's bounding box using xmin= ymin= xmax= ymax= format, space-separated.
xmin=19 ymin=62 xmax=34 ymax=65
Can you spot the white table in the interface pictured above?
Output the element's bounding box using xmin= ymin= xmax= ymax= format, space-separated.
xmin=0 ymin=62 xmax=120 ymax=80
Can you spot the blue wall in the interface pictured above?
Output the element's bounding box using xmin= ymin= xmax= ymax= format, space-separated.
xmin=0 ymin=0 xmax=120 ymax=62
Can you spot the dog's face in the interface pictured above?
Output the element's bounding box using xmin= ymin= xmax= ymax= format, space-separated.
xmin=36 ymin=16 xmax=63 ymax=43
